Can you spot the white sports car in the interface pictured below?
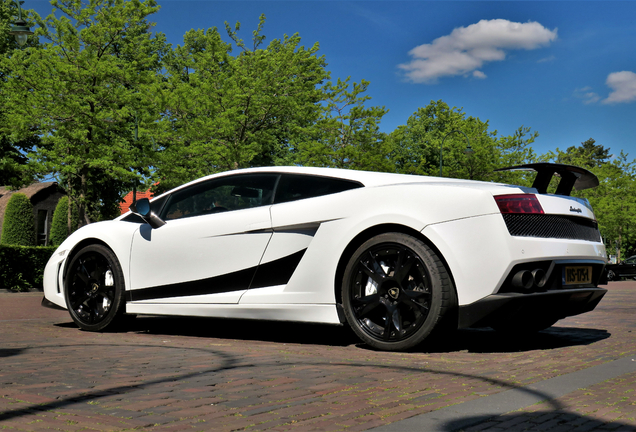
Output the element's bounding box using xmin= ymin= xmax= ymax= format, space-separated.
xmin=42 ymin=164 xmax=608 ymax=351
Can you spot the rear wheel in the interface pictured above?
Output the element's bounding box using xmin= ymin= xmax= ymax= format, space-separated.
xmin=64 ymin=244 xmax=126 ymax=331
xmin=607 ymin=270 xmax=616 ymax=281
xmin=342 ymin=233 xmax=450 ymax=351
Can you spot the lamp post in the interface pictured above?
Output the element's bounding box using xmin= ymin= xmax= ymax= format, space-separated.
xmin=440 ymin=129 xmax=473 ymax=177
xmin=9 ymin=1 xmax=34 ymax=47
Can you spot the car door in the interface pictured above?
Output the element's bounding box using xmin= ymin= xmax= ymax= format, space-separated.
xmin=621 ymin=257 xmax=636 ymax=277
xmin=240 ymin=173 xmax=363 ymax=304
xmin=128 ymin=173 xmax=278 ymax=304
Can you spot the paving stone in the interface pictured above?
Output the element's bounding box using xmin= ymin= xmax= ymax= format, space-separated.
xmin=2 ymin=283 xmax=636 ymax=431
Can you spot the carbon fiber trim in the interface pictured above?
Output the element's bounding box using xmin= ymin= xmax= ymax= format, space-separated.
xmin=502 ymin=214 xmax=601 ymax=242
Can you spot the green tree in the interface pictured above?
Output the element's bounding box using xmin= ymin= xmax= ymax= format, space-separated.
xmin=1 ymin=0 xmax=165 ymax=226
xmin=0 ymin=192 xmax=34 ymax=245
xmin=0 ymin=0 xmax=40 ymax=187
xmin=589 ymin=154 xmax=636 ymax=261
xmin=556 ymin=138 xmax=610 ymax=168
xmin=490 ymin=126 xmax=539 ymax=187
xmin=153 ymin=15 xmax=328 ymax=191
xmin=390 ymin=100 xmax=539 ymax=182
xmin=544 ymin=141 xmax=636 ymax=261
xmin=294 ymin=78 xmax=392 ymax=172
xmin=389 ymin=101 xmax=497 ymax=180
xmin=49 ymin=196 xmax=79 ymax=246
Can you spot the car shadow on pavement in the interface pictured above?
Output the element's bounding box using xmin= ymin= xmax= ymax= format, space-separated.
xmin=415 ymin=326 xmax=611 ymax=354
xmin=115 ymin=315 xmax=361 ymax=347
xmin=0 ymin=348 xmax=25 ymax=358
xmin=442 ymin=411 xmax=636 ymax=432
xmin=64 ymin=316 xmax=611 ymax=353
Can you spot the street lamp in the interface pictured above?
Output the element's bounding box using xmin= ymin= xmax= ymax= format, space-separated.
xmin=9 ymin=1 xmax=34 ymax=47
xmin=440 ymin=129 xmax=473 ymax=177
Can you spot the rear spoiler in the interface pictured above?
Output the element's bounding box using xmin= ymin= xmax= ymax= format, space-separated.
xmin=495 ymin=163 xmax=599 ymax=196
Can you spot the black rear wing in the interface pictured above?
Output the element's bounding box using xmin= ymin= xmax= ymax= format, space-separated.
xmin=495 ymin=163 xmax=599 ymax=196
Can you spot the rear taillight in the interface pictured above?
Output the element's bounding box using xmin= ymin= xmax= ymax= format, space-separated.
xmin=495 ymin=194 xmax=544 ymax=214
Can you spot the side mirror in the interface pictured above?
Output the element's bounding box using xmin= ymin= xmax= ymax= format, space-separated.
xmin=130 ymin=198 xmax=166 ymax=229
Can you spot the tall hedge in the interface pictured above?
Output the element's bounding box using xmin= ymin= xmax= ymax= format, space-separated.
xmin=50 ymin=196 xmax=79 ymax=246
xmin=0 ymin=245 xmax=56 ymax=291
xmin=0 ymin=193 xmax=35 ymax=246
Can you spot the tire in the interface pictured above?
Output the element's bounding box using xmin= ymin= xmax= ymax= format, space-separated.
xmin=607 ymin=270 xmax=616 ymax=281
xmin=342 ymin=233 xmax=450 ymax=351
xmin=64 ymin=244 xmax=126 ymax=331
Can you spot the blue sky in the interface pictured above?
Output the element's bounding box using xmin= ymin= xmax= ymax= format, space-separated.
xmin=28 ymin=1 xmax=636 ymax=159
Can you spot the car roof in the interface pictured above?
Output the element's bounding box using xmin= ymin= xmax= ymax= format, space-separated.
xmin=131 ymin=166 xmax=530 ymax=212
xmin=186 ymin=166 xmax=510 ymax=188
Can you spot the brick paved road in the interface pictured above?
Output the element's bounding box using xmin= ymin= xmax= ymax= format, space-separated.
xmin=1 ymin=282 xmax=635 ymax=431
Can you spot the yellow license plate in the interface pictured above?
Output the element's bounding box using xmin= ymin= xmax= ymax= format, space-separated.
xmin=563 ymin=266 xmax=592 ymax=285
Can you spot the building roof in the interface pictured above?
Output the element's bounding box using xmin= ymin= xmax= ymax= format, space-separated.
xmin=0 ymin=182 xmax=59 ymax=226
xmin=119 ymin=187 xmax=155 ymax=215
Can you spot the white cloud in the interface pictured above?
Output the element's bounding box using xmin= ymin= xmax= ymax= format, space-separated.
xmin=574 ymin=87 xmax=601 ymax=105
xmin=602 ymin=71 xmax=636 ymax=104
xmin=399 ymin=19 xmax=558 ymax=83
xmin=537 ymin=55 xmax=556 ymax=63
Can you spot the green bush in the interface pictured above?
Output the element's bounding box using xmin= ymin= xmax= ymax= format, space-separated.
xmin=50 ymin=196 xmax=79 ymax=246
xmin=0 ymin=245 xmax=56 ymax=291
xmin=0 ymin=193 xmax=35 ymax=246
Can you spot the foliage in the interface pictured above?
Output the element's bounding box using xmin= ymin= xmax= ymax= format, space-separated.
xmin=0 ymin=244 xmax=56 ymax=290
xmin=555 ymin=138 xmax=611 ymax=168
xmin=1 ymin=0 xmax=166 ymax=227
xmin=0 ymin=2 xmax=633 ymax=263
xmin=0 ymin=0 xmax=40 ymax=188
xmin=490 ymin=126 xmax=539 ymax=187
xmin=50 ymin=196 xmax=79 ymax=246
xmin=543 ymin=140 xmax=636 ymax=260
xmin=153 ymin=15 xmax=328 ymax=192
xmin=294 ymin=78 xmax=392 ymax=172
xmin=0 ymin=192 xmax=34 ymax=245
xmin=389 ymin=100 xmax=537 ymax=181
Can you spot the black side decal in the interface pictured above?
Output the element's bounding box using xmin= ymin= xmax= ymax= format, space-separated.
xmin=130 ymin=267 xmax=254 ymax=301
xmin=130 ymin=249 xmax=307 ymax=301
xmin=250 ymin=249 xmax=307 ymax=289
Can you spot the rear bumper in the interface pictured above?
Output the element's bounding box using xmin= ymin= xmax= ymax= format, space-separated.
xmin=458 ymin=287 xmax=607 ymax=329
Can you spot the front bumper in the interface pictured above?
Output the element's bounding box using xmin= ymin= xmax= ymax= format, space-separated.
xmin=458 ymin=287 xmax=607 ymax=329
xmin=42 ymin=296 xmax=66 ymax=311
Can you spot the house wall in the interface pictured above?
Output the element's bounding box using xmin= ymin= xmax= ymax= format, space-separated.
xmin=0 ymin=183 xmax=66 ymax=246
xmin=32 ymin=190 xmax=65 ymax=246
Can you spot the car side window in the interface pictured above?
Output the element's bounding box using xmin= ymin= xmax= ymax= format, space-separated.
xmin=273 ymin=174 xmax=363 ymax=204
xmin=162 ymin=174 xmax=278 ymax=221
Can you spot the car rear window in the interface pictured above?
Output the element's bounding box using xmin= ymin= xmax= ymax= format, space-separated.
xmin=274 ymin=174 xmax=362 ymax=204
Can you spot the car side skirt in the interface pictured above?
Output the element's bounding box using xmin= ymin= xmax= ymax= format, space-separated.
xmin=458 ymin=287 xmax=607 ymax=329
xmin=125 ymin=303 xmax=343 ymax=325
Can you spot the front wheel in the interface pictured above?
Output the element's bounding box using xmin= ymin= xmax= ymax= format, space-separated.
xmin=607 ymin=270 xmax=616 ymax=281
xmin=64 ymin=244 xmax=126 ymax=331
xmin=342 ymin=233 xmax=451 ymax=351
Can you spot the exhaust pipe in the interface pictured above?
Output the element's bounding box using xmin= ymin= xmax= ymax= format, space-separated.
xmin=512 ymin=270 xmax=533 ymax=290
xmin=532 ymin=269 xmax=546 ymax=288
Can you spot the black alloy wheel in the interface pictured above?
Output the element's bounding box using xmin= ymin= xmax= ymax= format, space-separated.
xmin=342 ymin=233 xmax=450 ymax=351
xmin=607 ymin=270 xmax=616 ymax=281
xmin=64 ymin=244 xmax=126 ymax=331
